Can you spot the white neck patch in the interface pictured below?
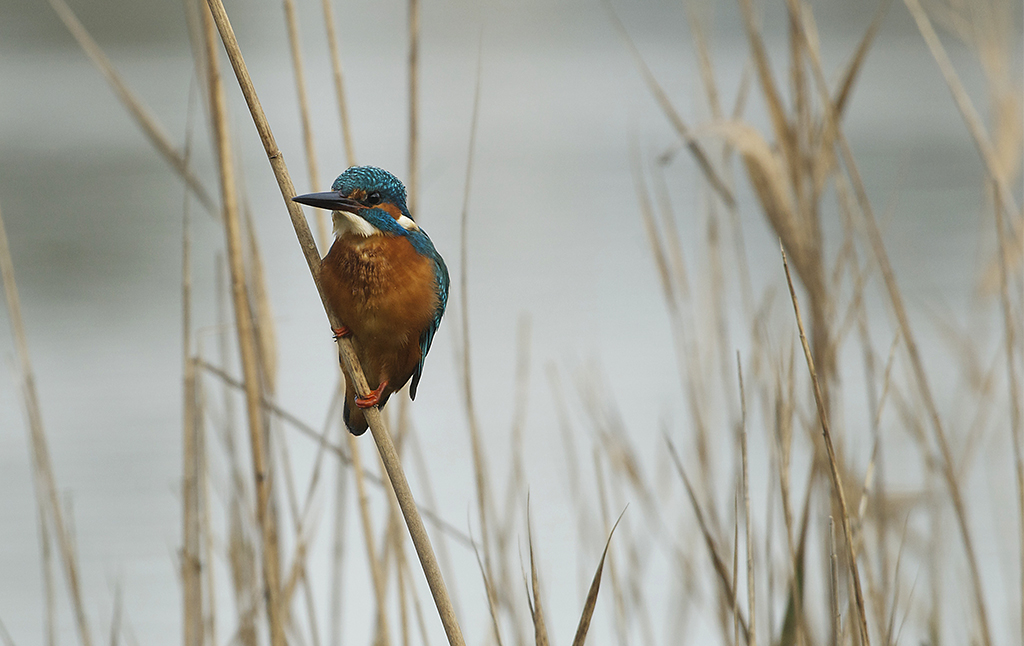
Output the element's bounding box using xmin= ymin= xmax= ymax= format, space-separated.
xmin=333 ymin=210 xmax=378 ymax=237
xmin=396 ymin=214 xmax=420 ymax=231
xmin=333 ymin=209 xmax=420 ymax=237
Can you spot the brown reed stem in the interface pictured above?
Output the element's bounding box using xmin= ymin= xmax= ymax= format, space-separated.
xmin=320 ymin=0 xmax=357 ymax=166
xmin=350 ymin=431 xmax=391 ymax=646
xmin=782 ymin=244 xmax=870 ymax=646
xmin=993 ymin=181 xmax=1024 ymax=645
xmin=457 ymin=43 xmax=497 ymax=598
xmin=45 ymin=0 xmax=216 ymax=216
xmin=902 ymin=0 xmax=1020 ymax=223
xmin=737 ymin=354 xmax=756 ymax=646
xmin=181 ymin=154 xmax=203 ymax=646
xmin=202 ymin=5 xmax=286 ymax=645
xmin=282 ymin=0 xmax=329 ymax=246
xmin=0 ymin=201 xmax=94 ymax=646
xmin=606 ymin=0 xmax=735 ymax=209
xmin=329 ymin=424 xmax=349 ymax=646
xmin=407 ymin=0 xmax=420 ymax=214
xmin=203 ymin=0 xmax=461 ymax=639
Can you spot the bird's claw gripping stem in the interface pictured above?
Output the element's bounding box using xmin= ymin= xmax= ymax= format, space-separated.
xmin=332 ymin=325 xmax=352 ymax=340
xmin=355 ymin=380 xmax=388 ymax=409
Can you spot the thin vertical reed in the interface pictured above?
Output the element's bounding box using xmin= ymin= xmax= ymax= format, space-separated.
xmin=202 ymin=5 xmax=286 ymax=645
xmin=319 ymin=0 xmax=357 ymax=166
xmin=182 ymin=159 xmax=204 ymax=646
xmin=781 ymin=245 xmax=869 ymax=646
xmin=737 ymin=355 xmax=756 ymax=646
xmin=993 ymin=183 xmax=1024 ymax=645
xmin=282 ymin=0 xmax=329 ymax=245
xmin=828 ymin=518 xmax=840 ymax=646
xmin=45 ymin=0 xmax=215 ymax=215
xmin=0 ymin=200 xmax=93 ymax=646
xmin=348 ymin=432 xmax=391 ymax=646
xmin=407 ymin=0 xmax=420 ymax=214
xmin=328 ymin=425 xmax=349 ymax=646
xmin=902 ymin=0 xmax=1020 ymax=222
xmin=456 ymin=46 xmax=496 ymax=600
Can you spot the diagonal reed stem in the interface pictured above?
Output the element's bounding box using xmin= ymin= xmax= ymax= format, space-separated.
xmin=782 ymin=244 xmax=870 ymax=646
xmin=46 ymin=0 xmax=216 ymax=217
xmin=202 ymin=1 xmax=464 ymax=642
xmin=0 ymin=201 xmax=93 ymax=646
xmin=201 ymin=5 xmax=287 ymax=646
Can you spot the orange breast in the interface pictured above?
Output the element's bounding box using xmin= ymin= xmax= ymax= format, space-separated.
xmin=319 ymin=233 xmax=439 ymax=388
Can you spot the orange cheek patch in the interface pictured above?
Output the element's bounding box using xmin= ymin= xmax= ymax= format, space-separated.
xmin=378 ymin=203 xmax=403 ymax=220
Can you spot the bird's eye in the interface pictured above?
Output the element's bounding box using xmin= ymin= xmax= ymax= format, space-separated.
xmin=366 ymin=191 xmax=382 ymax=206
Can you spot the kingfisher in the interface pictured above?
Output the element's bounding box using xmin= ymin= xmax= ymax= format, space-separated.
xmin=292 ymin=166 xmax=449 ymax=435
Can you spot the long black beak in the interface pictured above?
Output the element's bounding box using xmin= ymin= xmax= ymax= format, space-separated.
xmin=292 ymin=191 xmax=364 ymax=212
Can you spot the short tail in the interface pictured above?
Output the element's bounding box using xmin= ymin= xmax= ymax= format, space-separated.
xmin=344 ymin=379 xmax=369 ymax=436
xmin=343 ymin=379 xmax=392 ymax=436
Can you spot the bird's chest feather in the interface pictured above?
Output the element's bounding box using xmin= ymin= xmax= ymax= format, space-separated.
xmin=320 ymin=233 xmax=438 ymax=341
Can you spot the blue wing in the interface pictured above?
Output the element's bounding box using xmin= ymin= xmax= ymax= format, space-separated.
xmin=410 ymin=247 xmax=448 ymax=400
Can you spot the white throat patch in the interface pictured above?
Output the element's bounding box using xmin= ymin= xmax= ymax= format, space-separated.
xmin=333 ymin=210 xmax=378 ymax=237
xmin=333 ymin=210 xmax=421 ymax=237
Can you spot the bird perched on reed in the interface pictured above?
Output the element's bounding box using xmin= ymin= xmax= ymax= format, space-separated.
xmin=293 ymin=166 xmax=449 ymax=435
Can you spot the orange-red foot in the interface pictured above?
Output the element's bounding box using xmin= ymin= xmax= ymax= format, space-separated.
xmin=332 ymin=325 xmax=352 ymax=339
xmin=355 ymin=380 xmax=389 ymax=409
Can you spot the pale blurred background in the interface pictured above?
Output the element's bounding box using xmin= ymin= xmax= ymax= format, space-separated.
xmin=0 ymin=0 xmax=1020 ymax=644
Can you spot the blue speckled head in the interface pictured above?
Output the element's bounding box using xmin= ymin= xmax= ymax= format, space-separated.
xmin=331 ymin=166 xmax=411 ymax=219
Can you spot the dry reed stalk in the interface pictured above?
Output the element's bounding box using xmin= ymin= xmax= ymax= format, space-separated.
xmin=281 ymin=0 xmax=329 ymax=246
xmin=737 ymin=355 xmax=756 ymax=646
xmin=328 ymin=427 xmax=349 ymax=646
xmin=472 ymin=537 xmax=504 ymax=646
xmin=348 ymin=431 xmax=391 ymax=646
xmin=181 ymin=157 xmax=204 ymax=646
xmin=455 ymin=50 xmax=498 ymax=602
xmin=798 ymin=13 xmax=995 ymax=639
xmin=992 ymin=178 xmax=1024 ymax=644
xmin=110 ymin=583 xmax=124 ymax=646
xmin=200 ymin=361 xmax=474 ymax=547
xmin=319 ymin=0 xmax=357 ymax=166
xmin=195 ymin=370 xmax=217 ymax=646
xmin=731 ymin=494 xmax=740 ymax=646
xmin=0 ymin=201 xmax=93 ymax=646
xmin=571 ymin=510 xmax=625 ymax=646
xmin=524 ymin=507 xmax=550 ymax=646
xmin=201 ymin=3 xmax=464 ymax=639
xmin=242 ymin=208 xmax=278 ymax=392
xmin=634 ymin=154 xmax=721 ymax=540
xmin=201 ymin=4 xmax=287 ymax=644
xmin=828 ymin=517 xmax=840 ymax=646
xmin=781 ymin=245 xmax=870 ymax=646
xmin=392 ymin=522 xmax=412 ymax=646
xmin=407 ymin=0 xmax=419 ymax=214
xmin=211 ymin=265 xmax=259 ymax=646
xmin=0 ymin=618 xmax=13 ymax=646
xmin=38 ymin=480 xmax=56 ymax=646
xmin=45 ymin=0 xmax=215 ymax=216
xmin=902 ymin=0 xmax=1020 ymax=223
xmin=272 ymin=421 xmax=322 ymax=646
xmin=606 ymin=2 xmax=735 ymax=209
xmin=667 ymin=438 xmax=751 ymax=643
xmin=276 ymin=385 xmax=345 ymax=616
xmin=497 ymin=316 xmax=532 ymax=564
xmin=592 ymin=451 xmax=628 ymax=643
